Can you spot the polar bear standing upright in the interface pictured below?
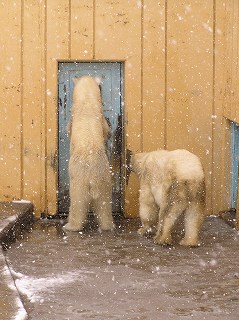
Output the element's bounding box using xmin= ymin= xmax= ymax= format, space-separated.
xmin=131 ymin=149 xmax=206 ymax=246
xmin=64 ymin=76 xmax=114 ymax=232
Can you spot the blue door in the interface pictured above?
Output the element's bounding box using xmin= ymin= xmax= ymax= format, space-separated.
xmin=231 ymin=122 xmax=239 ymax=208
xmin=58 ymin=62 xmax=124 ymax=214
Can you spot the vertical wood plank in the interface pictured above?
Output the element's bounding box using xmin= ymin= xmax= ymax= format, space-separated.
xmin=40 ymin=1 xmax=47 ymax=215
xmin=212 ymin=1 xmax=230 ymax=213
xmin=230 ymin=0 xmax=238 ymax=122
xmin=233 ymin=1 xmax=239 ymax=123
xmin=22 ymin=0 xmax=45 ymax=216
xmin=166 ymin=0 xmax=214 ymax=212
xmin=46 ymin=0 xmax=70 ymax=214
xmin=0 ymin=1 xmax=22 ymax=202
xmin=95 ymin=0 xmax=142 ymax=217
xmin=71 ymin=0 xmax=94 ymax=59
xmin=223 ymin=1 xmax=233 ymax=121
xmin=142 ymin=1 xmax=166 ymax=151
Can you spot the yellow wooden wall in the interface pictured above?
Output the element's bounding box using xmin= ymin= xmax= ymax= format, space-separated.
xmin=0 ymin=0 xmax=237 ymax=217
xmin=223 ymin=1 xmax=239 ymax=123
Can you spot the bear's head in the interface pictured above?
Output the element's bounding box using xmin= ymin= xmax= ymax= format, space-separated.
xmin=72 ymin=76 xmax=102 ymax=103
xmin=130 ymin=152 xmax=149 ymax=177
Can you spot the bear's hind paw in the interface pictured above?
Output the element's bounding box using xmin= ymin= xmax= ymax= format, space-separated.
xmin=99 ymin=222 xmax=115 ymax=231
xmin=63 ymin=223 xmax=83 ymax=232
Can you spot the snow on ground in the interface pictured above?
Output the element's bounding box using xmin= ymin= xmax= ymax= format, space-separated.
xmin=0 ymin=256 xmax=27 ymax=320
xmin=0 ymin=215 xmax=17 ymax=233
xmin=12 ymin=200 xmax=32 ymax=204
xmin=11 ymin=268 xmax=93 ymax=304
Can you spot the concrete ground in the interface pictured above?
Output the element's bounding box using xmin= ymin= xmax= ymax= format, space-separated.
xmin=1 ymin=204 xmax=239 ymax=320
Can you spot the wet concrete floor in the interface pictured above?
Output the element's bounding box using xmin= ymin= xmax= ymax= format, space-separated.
xmin=5 ymin=216 xmax=239 ymax=320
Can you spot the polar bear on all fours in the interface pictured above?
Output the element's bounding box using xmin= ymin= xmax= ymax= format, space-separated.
xmin=64 ymin=76 xmax=114 ymax=232
xmin=131 ymin=149 xmax=206 ymax=247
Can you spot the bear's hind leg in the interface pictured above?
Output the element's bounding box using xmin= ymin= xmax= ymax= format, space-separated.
xmin=94 ymin=192 xmax=114 ymax=231
xmin=138 ymin=187 xmax=158 ymax=236
xmin=180 ymin=203 xmax=205 ymax=247
xmin=64 ymin=183 xmax=89 ymax=231
xmin=138 ymin=203 xmax=158 ymax=236
xmin=154 ymin=203 xmax=185 ymax=245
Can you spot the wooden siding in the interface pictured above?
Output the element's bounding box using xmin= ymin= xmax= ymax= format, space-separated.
xmin=223 ymin=1 xmax=239 ymax=123
xmin=0 ymin=0 xmax=238 ymax=217
xmin=0 ymin=2 xmax=22 ymax=201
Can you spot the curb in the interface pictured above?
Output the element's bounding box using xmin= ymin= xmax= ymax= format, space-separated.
xmin=0 ymin=202 xmax=35 ymax=320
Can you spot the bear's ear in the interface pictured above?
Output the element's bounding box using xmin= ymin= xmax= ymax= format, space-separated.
xmin=72 ymin=78 xmax=78 ymax=84
xmin=133 ymin=153 xmax=147 ymax=175
xmin=95 ymin=77 xmax=101 ymax=85
xmin=130 ymin=153 xmax=139 ymax=174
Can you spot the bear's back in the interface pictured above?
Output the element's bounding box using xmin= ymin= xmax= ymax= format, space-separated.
xmin=165 ymin=149 xmax=204 ymax=181
xmin=70 ymin=76 xmax=106 ymax=152
xmin=144 ymin=149 xmax=204 ymax=183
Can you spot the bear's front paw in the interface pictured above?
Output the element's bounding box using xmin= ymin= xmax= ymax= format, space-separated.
xmin=179 ymin=237 xmax=200 ymax=247
xmin=137 ymin=226 xmax=149 ymax=236
xmin=138 ymin=226 xmax=154 ymax=237
xmin=154 ymin=234 xmax=173 ymax=246
xmin=63 ymin=223 xmax=83 ymax=232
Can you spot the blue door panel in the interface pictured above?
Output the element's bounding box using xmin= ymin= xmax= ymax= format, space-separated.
xmin=58 ymin=62 xmax=123 ymax=214
xmin=231 ymin=122 xmax=239 ymax=208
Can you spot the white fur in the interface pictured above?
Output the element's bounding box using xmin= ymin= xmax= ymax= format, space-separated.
xmin=94 ymin=77 xmax=101 ymax=85
xmin=64 ymin=76 xmax=114 ymax=232
xmin=132 ymin=149 xmax=206 ymax=246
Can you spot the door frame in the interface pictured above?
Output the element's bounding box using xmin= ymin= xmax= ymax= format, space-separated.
xmin=57 ymin=60 xmax=125 ymax=216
